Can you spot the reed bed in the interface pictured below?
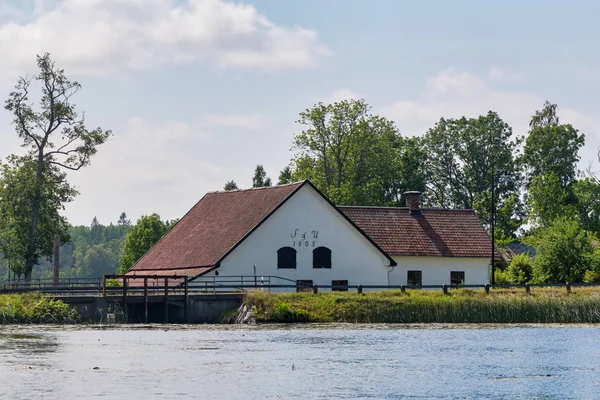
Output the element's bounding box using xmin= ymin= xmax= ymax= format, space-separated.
xmin=246 ymin=288 xmax=600 ymax=323
xmin=0 ymin=293 xmax=79 ymax=324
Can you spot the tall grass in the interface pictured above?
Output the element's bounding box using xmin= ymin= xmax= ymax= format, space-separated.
xmin=246 ymin=288 xmax=600 ymax=323
xmin=0 ymin=293 xmax=80 ymax=324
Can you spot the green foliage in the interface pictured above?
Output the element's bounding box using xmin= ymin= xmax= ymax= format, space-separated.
xmin=526 ymin=172 xmax=576 ymax=226
xmin=507 ymin=254 xmax=534 ymax=284
xmin=292 ymin=99 xmax=420 ymax=206
xmin=526 ymin=216 xmax=597 ymax=283
xmin=223 ymin=180 xmax=239 ymax=191
xmin=573 ymin=178 xmax=600 ymax=234
xmin=493 ymin=268 xmax=511 ymax=284
xmin=0 ymin=293 xmax=79 ymax=324
xmin=583 ymin=270 xmax=600 ymax=283
xmin=246 ymin=289 xmax=600 ymax=323
xmin=278 ymin=166 xmax=293 ymax=185
xmin=522 ymin=101 xmax=585 ymax=188
xmin=252 ymin=165 xmax=272 ymax=187
xmin=424 ymin=112 xmax=523 ymax=238
xmin=0 ymin=156 xmax=74 ymax=278
xmin=118 ymin=214 xmax=168 ymax=274
xmin=3 ymin=53 xmax=111 ymax=280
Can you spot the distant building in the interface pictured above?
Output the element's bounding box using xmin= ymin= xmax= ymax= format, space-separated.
xmin=127 ymin=180 xmax=493 ymax=290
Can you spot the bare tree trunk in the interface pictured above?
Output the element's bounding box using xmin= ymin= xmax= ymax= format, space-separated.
xmin=53 ymin=234 xmax=60 ymax=285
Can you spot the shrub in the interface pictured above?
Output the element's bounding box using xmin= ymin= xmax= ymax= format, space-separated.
xmin=526 ymin=216 xmax=597 ymax=283
xmin=494 ymin=268 xmax=510 ymax=284
xmin=507 ymin=254 xmax=533 ymax=284
xmin=0 ymin=293 xmax=79 ymax=324
xmin=583 ymin=270 xmax=600 ymax=283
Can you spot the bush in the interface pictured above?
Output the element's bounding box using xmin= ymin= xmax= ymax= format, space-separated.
xmin=507 ymin=254 xmax=533 ymax=284
xmin=583 ymin=270 xmax=600 ymax=283
xmin=526 ymin=216 xmax=597 ymax=283
xmin=0 ymin=293 xmax=79 ymax=324
xmin=494 ymin=268 xmax=510 ymax=284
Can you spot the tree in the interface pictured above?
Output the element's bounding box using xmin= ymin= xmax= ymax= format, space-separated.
xmin=0 ymin=156 xmax=74 ymax=279
xmin=526 ymin=216 xmax=597 ymax=283
xmin=292 ymin=99 xmax=401 ymax=205
xmin=522 ymin=101 xmax=585 ymax=188
xmin=4 ymin=53 xmax=112 ymax=280
xmin=573 ymin=178 xmax=600 ymax=234
xmin=526 ymin=172 xmax=575 ymax=227
xmin=424 ymin=112 xmax=523 ymax=239
xmin=117 ymin=212 xmax=131 ymax=227
xmin=278 ymin=166 xmax=293 ymax=185
xmin=118 ymin=214 xmax=167 ymax=274
xmin=252 ymin=165 xmax=272 ymax=187
xmin=223 ymin=180 xmax=239 ymax=191
xmin=382 ymin=136 xmax=428 ymax=206
xmin=521 ymin=102 xmax=586 ymax=228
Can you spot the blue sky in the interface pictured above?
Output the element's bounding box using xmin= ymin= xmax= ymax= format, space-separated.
xmin=0 ymin=0 xmax=599 ymax=226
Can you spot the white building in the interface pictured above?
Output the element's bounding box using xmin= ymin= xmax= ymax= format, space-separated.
xmin=127 ymin=180 xmax=493 ymax=290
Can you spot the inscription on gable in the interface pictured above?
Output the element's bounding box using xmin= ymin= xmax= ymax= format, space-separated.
xmin=290 ymin=229 xmax=319 ymax=248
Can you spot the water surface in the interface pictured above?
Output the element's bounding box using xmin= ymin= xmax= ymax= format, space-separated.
xmin=1 ymin=324 xmax=599 ymax=399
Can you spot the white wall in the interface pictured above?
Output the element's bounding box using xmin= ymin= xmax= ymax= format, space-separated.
xmin=389 ymin=256 xmax=490 ymax=286
xmin=194 ymin=185 xmax=390 ymax=291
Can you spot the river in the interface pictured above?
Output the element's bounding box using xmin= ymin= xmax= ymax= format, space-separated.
xmin=0 ymin=324 xmax=599 ymax=399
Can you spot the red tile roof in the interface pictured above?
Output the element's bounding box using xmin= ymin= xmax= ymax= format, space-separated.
xmin=340 ymin=206 xmax=493 ymax=258
xmin=128 ymin=182 xmax=304 ymax=274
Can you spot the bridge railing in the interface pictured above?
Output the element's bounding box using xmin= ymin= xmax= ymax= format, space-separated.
xmin=2 ymin=274 xmax=600 ymax=296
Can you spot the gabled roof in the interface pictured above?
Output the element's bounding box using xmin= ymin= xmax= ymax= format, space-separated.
xmin=128 ymin=180 xmax=396 ymax=278
xmin=340 ymin=206 xmax=493 ymax=258
xmin=129 ymin=182 xmax=304 ymax=275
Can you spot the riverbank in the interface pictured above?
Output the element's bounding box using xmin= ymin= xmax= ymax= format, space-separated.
xmin=0 ymin=293 xmax=79 ymax=324
xmin=243 ymin=288 xmax=600 ymax=323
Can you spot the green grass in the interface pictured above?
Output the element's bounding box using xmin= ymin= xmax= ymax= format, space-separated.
xmin=0 ymin=293 xmax=80 ymax=324
xmin=245 ymin=287 xmax=600 ymax=323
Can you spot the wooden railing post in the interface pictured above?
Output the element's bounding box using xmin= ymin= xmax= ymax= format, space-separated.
xmin=144 ymin=277 xmax=148 ymax=324
xmin=102 ymin=275 xmax=107 ymax=297
xmin=442 ymin=284 xmax=448 ymax=295
xmin=164 ymin=277 xmax=169 ymax=324
xmin=400 ymin=285 xmax=406 ymax=294
xmin=525 ymin=283 xmax=530 ymax=295
xmin=184 ymin=278 xmax=189 ymax=323
xmin=566 ymin=282 xmax=571 ymax=295
xmin=357 ymin=285 xmax=363 ymax=294
xmin=485 ymin=284 xmax=490 ymax=295
xmin=122 ymin=276 xmax=128 ymax=323
xmin=313 ymin=284 xmax=318 ymax=294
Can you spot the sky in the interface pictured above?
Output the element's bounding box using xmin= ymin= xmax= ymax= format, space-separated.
xmin=0 ymin=0 xmax=599 ymax=226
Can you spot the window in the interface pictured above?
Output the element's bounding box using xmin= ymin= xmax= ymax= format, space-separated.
xmin=296 ymin=280 xmax=313 ymax=292
xmin=332 ymin=280 xmax=348 ymax=292
xmin=313 ymin=247 xmax=332 ymax=269
xmin=277 ymin=247 xmax=297 ymax=269
xmin=451 ymin=271 xmax=465 ymax=286
xmin=407 ymin=271 xmax=422 ymax=286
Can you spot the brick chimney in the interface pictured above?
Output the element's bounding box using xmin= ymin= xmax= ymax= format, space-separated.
xmin=404 ymin=191 xmax=422 ymax=213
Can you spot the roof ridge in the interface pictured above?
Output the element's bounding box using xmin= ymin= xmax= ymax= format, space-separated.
xmin=339 ymin=205 xmax=475 ymax=212
xmin=209 ymin=180 xmax=306 ymax=194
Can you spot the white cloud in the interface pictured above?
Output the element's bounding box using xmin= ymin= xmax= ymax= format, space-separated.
xmin=383 ymin=67 xmax=600 ymax=167
xmin=321 ymin=88 xmax=361 ymax=104
xmin=0 ymin=0 xmax=330 ymax=78
xmin=488 ymin=66 xmax=524 ymax=82
xmin=63 ymin=116 xmax=223 ymax=225
xmin=197 ymin=113 xmax=266 ymax=130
